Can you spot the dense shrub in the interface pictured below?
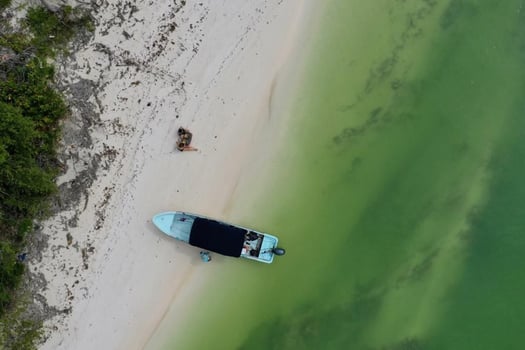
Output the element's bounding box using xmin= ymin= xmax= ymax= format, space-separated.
xmin=0 ymin=4 xmax=92 ymax=347
xmin=26 ymin=6 xmax=93 ymax=56
xmin=0 ymin=0 xmax=11 ymax=11
xmin=0 ymin=241 xmax=24 ymax=313
xmin=0 ymin=64 xmax=62 ymax=312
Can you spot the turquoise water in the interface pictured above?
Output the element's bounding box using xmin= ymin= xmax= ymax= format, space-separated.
xmin=162 ymin=1 xmax=525 ymax=349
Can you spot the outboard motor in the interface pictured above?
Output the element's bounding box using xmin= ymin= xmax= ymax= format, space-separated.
xmin=272 ymin=247 xmax=286 ymax=256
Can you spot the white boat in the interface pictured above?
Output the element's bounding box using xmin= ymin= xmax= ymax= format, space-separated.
xmin=152 ymin=211 xmax=285 ymax=264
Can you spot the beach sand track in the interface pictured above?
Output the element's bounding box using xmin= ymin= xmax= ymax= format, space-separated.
xmin=22 ymin=0 xmax=316 ymax=349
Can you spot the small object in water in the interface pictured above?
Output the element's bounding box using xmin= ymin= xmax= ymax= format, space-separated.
xmin=272 ymin=247 xmax=286 ymax=256
xmin=200 ymin=251 xmax=211 ymax=262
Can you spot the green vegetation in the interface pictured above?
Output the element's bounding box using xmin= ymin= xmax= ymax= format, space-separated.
xmin=0 ymin=4 xmax=92 ymax=349
xmin=0 ymin=0 xmax=11 ymax=11
xmin=26 ymin=6 xmax=94 ymax=56
xmin=0 ymin=305 xmax=43 ymax=350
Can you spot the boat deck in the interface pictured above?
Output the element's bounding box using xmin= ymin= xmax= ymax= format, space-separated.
xmin=168 ymin=212 xmax=195 ymax=243
xmin=241 ymin=232 xmax=277 ymax=262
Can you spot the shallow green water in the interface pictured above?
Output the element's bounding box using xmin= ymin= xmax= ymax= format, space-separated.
xmin=163 ymin=1 xmax=525 ymax=349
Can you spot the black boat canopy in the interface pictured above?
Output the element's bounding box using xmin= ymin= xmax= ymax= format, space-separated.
xmin=189 ymin=217 xmax=245 ymax=257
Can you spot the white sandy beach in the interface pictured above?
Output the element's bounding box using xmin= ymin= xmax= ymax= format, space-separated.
xmin=29 ymin=0 xmax=318 ymax=349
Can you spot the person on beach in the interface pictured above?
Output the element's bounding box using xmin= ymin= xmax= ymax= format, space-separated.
xmin=178 ymin=127 xmax=189 ymax=136
xmin=176 ymin=127 xmax=197 ymax=151
xmin=177 ymin=141 xmax=198 ymax=152
xmin=245 ymin=231 xmax=258 ymax=241
xmin=178 ymin=127 xmax=192 ymax=142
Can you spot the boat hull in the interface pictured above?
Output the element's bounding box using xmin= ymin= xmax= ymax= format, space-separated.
xmin=152 ymin=211 xmax=280 ymax=264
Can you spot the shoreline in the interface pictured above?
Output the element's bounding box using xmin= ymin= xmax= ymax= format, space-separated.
xmin=28 ymin=1 xmax=319 ymax=349
xmin=144 ymin=3 xmax=324 ymax=346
